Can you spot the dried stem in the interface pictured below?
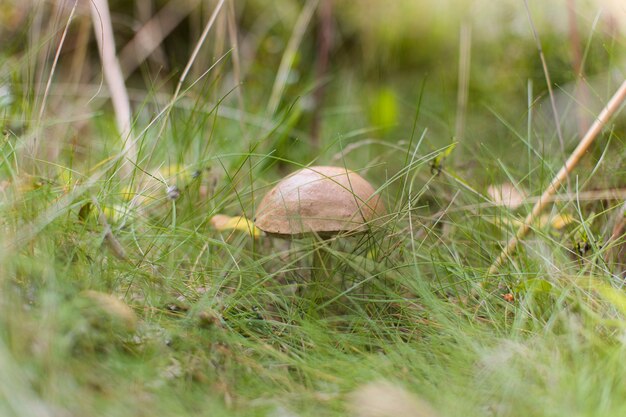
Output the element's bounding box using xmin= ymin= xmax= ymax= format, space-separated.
xmin=92 ymin=198 xmax=129 ymax=261
xmin=173 ymin=0 xmax=225 ymax=101
xmin=90 ymin=0 xmax=136 ymax=175
xmin=488 ymin=79 xmax=626 ymax=275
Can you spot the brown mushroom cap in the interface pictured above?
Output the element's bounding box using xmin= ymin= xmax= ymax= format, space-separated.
xmin=255 ymin=166 xmax=386 ymax=237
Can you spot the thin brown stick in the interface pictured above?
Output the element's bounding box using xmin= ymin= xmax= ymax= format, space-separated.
xmin=488 ymin=79 xmax=626 ymax=275
xmin=92 ymin=198 xmax=129 ymax=261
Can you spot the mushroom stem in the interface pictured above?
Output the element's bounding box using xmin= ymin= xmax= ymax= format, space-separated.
xmin=308 ymin=237 xmax=334 ymax=314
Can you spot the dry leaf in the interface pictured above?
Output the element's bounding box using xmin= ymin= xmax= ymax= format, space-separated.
xmin=348 ymin=380 xmax=439 ymax=417
xmin=210 ymin=214 xmax=261 ymax=238
xmin=548 ymin=213 xmax=575 ymax=229
xmin=487 ymin=183 xmax=527 ymax=209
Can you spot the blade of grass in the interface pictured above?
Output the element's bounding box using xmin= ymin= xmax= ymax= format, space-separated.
xmin=266 ymin=0 xmax=318 ymax=116
xmin=37 ymin=1 xmax=77 ymax=124
xmin=145 ymin=0 xmax=226 ymax=168
xmin=523 ymin=0 xmax=566 ymax=160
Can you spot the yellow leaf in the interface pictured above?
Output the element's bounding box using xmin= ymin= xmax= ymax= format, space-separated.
xmin=549 ymin=213 xmax=575 ymax=230
xmin=210 ymin=214 xmax=261 ymax=238
xmin=158 ymin=164 xmax=199 ymax=188
xmin=493 ymin=213 xmax=574 ymax=230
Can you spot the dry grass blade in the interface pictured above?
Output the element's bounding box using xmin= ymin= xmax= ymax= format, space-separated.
xmin=38 ymin=1 xmax=77 ymax=124
xmin=489 ymin=78 xmax=626 ymax=275
xmin=144 ymin=0 xmax=225 ymax=167
xmin=90 ymin=0 xmax=136 ymax=174
xmin=30 ymin=1 xmax=77 ymax=163
xmin=172 ymin=0 xmax=226 ymax=100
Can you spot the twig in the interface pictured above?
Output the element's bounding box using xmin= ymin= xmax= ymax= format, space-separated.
xmin=92 ymin=198 xmax=128 ymax=261
xmin=488 ymin=79 xmax=626 ymax=275
xmin=90 ymin=0 xmax=137 ymax=174
xmin=267 ymin=0 xmax=318 ymax=115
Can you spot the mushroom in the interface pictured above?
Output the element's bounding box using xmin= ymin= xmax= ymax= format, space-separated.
xmin=255 ymin=166 xmax=386 ymax=310
xmin=255 ymin=165 xmax=386 ymax=238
